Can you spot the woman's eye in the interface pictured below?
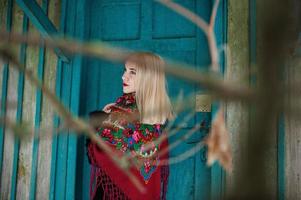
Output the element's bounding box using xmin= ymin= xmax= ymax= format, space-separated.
xmin=130 ymin=71 xmax=136 ymax=75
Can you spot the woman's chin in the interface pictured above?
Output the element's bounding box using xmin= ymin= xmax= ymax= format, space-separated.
xmin=123 ymin=89 xmax=134 ymax=94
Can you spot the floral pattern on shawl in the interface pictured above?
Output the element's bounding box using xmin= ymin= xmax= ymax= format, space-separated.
xmin=95 ymin=93 xmax=165 ymax=183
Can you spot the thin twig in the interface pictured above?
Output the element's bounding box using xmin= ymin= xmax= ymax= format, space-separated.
xmin=142 ymin=110 xmax=195 ymax=153
xmin=0 ymin=31 xmax=255 ymax=102
xmin=209 ymin=0 xmax=220 ymax=29
xmin=158 ymin=125 xmax=201 ymax=158
xmin=155 ymin=0 xmax=209 ymax=34
xmin=208 ymin=0 xmax=221 ymax=71
xmin=156 ymin=0 xmax=220 ymax=70
xmin=0 ymin=49 xmax=146 ymax=192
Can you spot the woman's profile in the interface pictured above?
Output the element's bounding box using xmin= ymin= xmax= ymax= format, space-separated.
xmin=86 ymin=52 xmax=173 ymax=200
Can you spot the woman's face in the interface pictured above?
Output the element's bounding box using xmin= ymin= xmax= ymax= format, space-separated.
xmin=122 ymin=62 xmax=137 ymax=93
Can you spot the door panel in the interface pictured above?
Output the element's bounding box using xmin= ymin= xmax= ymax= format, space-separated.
xmin=153 ymin=0 xmax=196 ymax=38
xmin=79 ymin=0 xmax=213 ymax=199
xmin=167 ymin=158 xmax=195 ymax=199
xmin=101 ymin=3 xmax=141 ymax=41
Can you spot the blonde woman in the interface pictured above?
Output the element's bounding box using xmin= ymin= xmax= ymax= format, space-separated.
xmin=87 ymin=52 xmax=173 ymax=200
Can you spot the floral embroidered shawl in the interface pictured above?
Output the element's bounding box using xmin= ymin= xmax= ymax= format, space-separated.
xmin=86 ymin=93 xmax=169 ymax=200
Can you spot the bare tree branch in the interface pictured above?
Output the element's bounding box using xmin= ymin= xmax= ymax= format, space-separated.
xmin=0 ymin=30 xmax=255 ymax=102
xmin=156 ymin=0 xmax=220 ymax=70
xmin=0 ymin=49 xmax=146 ymax=193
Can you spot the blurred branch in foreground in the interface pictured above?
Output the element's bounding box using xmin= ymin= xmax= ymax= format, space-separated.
xmin=0 ymin=48 xmax=146 ymax=193
xmin=0 ymin=31 xmax=254 ymax=102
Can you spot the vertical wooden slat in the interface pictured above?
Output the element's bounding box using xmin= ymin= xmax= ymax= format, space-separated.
xmin=10 ymin=5 xmax=29 ymax=200
xmin=36 ymin=40 xmax=57 ymax=200
xmin=53 ymin=3 xmax=73 ymax=198
xmin=0 ymin=0 xmax=10 ymax=182
xmin=285 ymin=53 xmax=301 ymax=199
xmin=49 ymin=58 xmax=63 ymax=200
xmin=0 ymin=0 xmax=12 ymax=198
xmin=36 ymin=0 xmax=59 ymax=198
xmin=256 ymin=0 xmax=278 ymax=197
xmin=29 ymin=0 xmax=48 ymax=198
xmin=66 ymin=0 xmax=85 ymax=198
xmin=54 ymin=63 xmax=72 ymax=200
xmin=53 ymin=2 xmax=73 ymax=197
xmin=49 ymin=0 xmax=67 ymax=198
xmin=15 ymin=0 xmax=69 ymax=62
xmin=225 ymin=0 xmax=250 ymax=198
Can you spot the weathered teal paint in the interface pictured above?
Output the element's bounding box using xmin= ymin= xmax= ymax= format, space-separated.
xmin=0 ymin=0 xmax=13 ymax=186
xmin=54 ymin=63 xmax=72 ymax=200
xmin=194 ymin=1 xmax=214 ymax=198
xmin=49 ymin=0 xmax=67 ymax=198
xmin=15 ymin=0 xmax=69 ymax=62
xmin=53 ymin=0 xmax=75 ymax=198
xmin=75 ymin=0 xmax=227 ymax=199
xmin=10 ymin=0 xmax=227 ymax=198
xmin=10 ymin=13 xmax=29 ymax=200
xmin=49 ymin=0 xmax=86 ymax=198
xmin=29 ymin=0 xmax=48 ymax=199
xmin=49 ymin=58 xmax=63 ymax=200
xmin=66 ymin=0 xmax=86 ymax=198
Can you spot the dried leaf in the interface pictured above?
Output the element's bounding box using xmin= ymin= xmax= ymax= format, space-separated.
xmin=204 ymin=108 xmax=232 ymax=172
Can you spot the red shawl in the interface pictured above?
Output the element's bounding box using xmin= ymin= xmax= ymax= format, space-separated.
xmin=86 ymin=93 xmax=169 ymax=200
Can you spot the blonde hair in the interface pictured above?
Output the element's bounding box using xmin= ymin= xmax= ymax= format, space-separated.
xmin=125 ymin=52 xmax=173 ymax=124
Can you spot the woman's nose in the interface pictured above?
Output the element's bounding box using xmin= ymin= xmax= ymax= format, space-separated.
xmin=122 ymin=73 xmax=127 ymax=81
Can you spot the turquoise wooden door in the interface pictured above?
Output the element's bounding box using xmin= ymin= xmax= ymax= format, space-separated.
xmin=77 ymin=0 xmax=225 ymax=199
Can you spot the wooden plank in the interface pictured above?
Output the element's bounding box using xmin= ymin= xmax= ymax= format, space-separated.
xmin=15 ymin=0 xmax=70 ymax=62
xmin=285 ymin=116 xmax=301 ymax=199
xmin=29 ymin=0 xmax=48 ymax=198
xmin=49 ymin=59 xmax=62 ymax=200
xmin=1 ymin=62 xmax=17 ymax=200
xmin=15 ymin=15 xmax=39 ymax=200
xmin=49 ymin=0 xmax=67 ymax=198
xmin=10 ymin=4 xmax=28 ymax=200
xmin=78 ymin=58 xmax=100 ymax=199
xmin=285 ymin=57 xmax=301 ymax=199
xmin=256 ymin=0 xmax=278 ymax=197
xmin=225 ymin=0 xmax=250 ymax=198
xmin=0 ymin=1 xmax=14 ymax=199
xmin=66 ymin=0 xmax=85 ymax=198
xmin=0 ymin=0 xmax=10 ymax=188
xmin=53 ymin=0 xmax=75 ymax=198
xmin=54 ymin=63 xmax=71 ymax=199
xmin=36 ymin=0 xmax=59 ymax=198
xmin=36 ymin=41 xmax=57 ymax=200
